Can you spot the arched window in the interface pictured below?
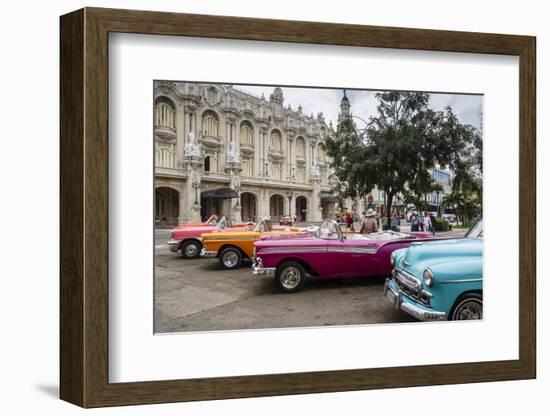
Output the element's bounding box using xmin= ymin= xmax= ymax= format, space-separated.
xmin=240 ymin=121 xmax=254 ymax=146
xmin=155 ymin=142 xmax=176 ymax=168
xmin=242 ymin=157 xmax=254 ymax=177
xmin=271 ymin=130 xmax=282 ymax=152
xmin=270 ymin=162 xmax=282 ymax=180
xmin=296 ymin=137 xmax=306 ymax=158
xmin=202 ymin=110 xmax=219 ymax=137
xmin=203 ymin=152 xmax=219 ymax=173
xmin=296 ymin=166 xmax=306 ymax=183
xmin=155 ymin=96 xmax=176 ymax=129
xmin=317 ymin=143 xmax=326 ymax=162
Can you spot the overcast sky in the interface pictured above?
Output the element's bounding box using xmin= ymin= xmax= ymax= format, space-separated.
xmin=235 ymin=84 xmax=483 ymax=132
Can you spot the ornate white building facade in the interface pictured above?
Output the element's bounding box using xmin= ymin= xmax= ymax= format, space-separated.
xmin=154 ymin=81 xmax=341 ymax=225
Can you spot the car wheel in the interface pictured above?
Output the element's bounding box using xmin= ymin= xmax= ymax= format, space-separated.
xmin=450 ymin=292 xmax=483 ymax=320
xmin=219 ymin=247 xmax=243 ymax=269
xmin=181 ymin=240 xmax=201 ymax=259
xmin=275 ymin=261 xmax=307 ymax=293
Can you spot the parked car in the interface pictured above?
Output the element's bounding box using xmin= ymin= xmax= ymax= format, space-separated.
xmin=200 ymin=217 xmax=302 ymax=269
xmin=167 ymin=216 xmax=254 ymax=259
xmin=252 ymin=219 xmax=433 ymax=293
xmin=384 ymin=220 xmax=483 ymax=321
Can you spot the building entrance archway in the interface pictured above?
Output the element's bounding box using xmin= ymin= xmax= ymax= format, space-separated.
xmin=241 ymin=192 xmax=257 ymax=222
xmin=296 ymin=196 xmax=308 ymax=222
xmin=155 ymin=187 xmax=180 ymax=226
xmin=269 ymin=194 xmax=285 ymax=219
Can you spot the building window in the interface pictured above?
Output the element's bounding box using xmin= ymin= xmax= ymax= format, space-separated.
xmin=202 ymin=110 xmax=219 ymax=137
xmin=155 ymin=142 xmax=176 ymax=168
xmin=296 ymin=137 xmax=305 ymax=158
xmin=203 ymin=152 xmax=219 ymax=173
xmin=296 ymin=166 xmax=306 ymax=183
xmin=317 ymin=143 xmax=326 ymax=162
xmin=240 ymin=121 xmax=254 ymax=146
xmin=270 ymin=162 xmax=282 ymax=180
xmin=155 ymin=96 xmax=176 ymax=129
xmin=271 ymin=130 xmax=282 ymax=152
xmin=242 ymin=157 xmax=254 ymax=177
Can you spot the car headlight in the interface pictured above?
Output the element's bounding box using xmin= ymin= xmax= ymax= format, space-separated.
xmin=423 ymin=268 xmax=434 ymax=287
xmin=390 ymin=252 xmax=397 ymax=266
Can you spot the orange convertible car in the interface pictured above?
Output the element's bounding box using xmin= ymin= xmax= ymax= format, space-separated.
xmin=200 ymin=217 xmax=302 ymax=269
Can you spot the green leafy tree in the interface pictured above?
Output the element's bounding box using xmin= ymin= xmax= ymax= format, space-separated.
xmin=325 ymin=91 xmax=481 ymax=222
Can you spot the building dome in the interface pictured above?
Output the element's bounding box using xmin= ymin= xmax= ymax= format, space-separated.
xmin=270 ymin=87 xmax=284 ymax=104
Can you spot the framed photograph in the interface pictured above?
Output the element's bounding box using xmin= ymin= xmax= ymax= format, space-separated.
xmin=60 ymin=7 xmax=536 ymax=408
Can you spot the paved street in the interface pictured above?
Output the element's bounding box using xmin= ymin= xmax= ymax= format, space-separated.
xmin=154 ymin=227 xmax=467 ymax=333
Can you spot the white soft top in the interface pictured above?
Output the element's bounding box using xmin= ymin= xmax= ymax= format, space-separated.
xmin=345 ymin=231 xmax=412 ymax=241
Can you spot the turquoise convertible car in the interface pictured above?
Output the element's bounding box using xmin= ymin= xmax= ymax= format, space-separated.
xmin=385 ymin=220 xmax=483 ymax=321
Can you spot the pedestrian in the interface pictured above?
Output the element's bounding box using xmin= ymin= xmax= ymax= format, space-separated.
xmin=418 ymin=211 xmax=425 ymax=231
xmin=410 ymin=211 xmax=420 ymax=232
xmin=429 ymin=212 xmax=437 ymax=235
xmin=423 ymin=212 xmax=432 ymax=233
xmin=360 ymin=208 xmax=378 ymax=234
xmin=345 ymin=212 xmax=352 ymax=230
xmin=390 ymin=211 xmax=400 ymax=231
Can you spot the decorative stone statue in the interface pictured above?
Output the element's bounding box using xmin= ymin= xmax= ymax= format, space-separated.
xmin=184 ymin=132 xmax=201 ymax=157
xmin=227 ymin=140 xmax=240 ymax=163
xmin=310 ymin=164 xmax=320 ymax=177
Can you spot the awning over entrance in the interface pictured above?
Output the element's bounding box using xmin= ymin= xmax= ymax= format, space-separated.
xmin=201 ymin=187 xmax=238 ymax=199
xmin=319 ymin=192 xmax=339 ymax=204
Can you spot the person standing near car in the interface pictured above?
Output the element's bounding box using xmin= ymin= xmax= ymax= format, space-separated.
xmin=361 ymin=208 xmax=378 ymax=234
xmin=345 ymin=212 xmax=352 ymax=230
xmin=429 ymin=212 xmax=436 ymax=235
xmin=424 ymin=212 xmax=432 ymax=233
xmin=390 ymin=212 xmax=400 ymax=231
xmin=410 ymin=211 xmax=419 ymax=232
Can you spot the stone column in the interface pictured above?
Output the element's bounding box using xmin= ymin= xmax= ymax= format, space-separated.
xmin=175 ymin=103 xmax=185 ymax=168
xmin=309 ymin=176 xmax=323 ymax=223
xmin=182 ymin=156 xmax=202 ymax=222
xmin=225 ymin=162 xmax=242 ymax=223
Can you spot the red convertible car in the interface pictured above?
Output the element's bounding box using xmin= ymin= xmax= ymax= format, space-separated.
xmin=252 ymin=219 xmax=434 ymax=292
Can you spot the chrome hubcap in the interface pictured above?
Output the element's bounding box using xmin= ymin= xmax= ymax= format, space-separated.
xmin=281 ymin=267 xmax=301 ymax=289
xmin=455 ymin=300 xmax=482 ymax=320
xmin=223 ymin=251 xmax=239 ymax=268
xmin=184 ymin=243 xmax=198 ymax=257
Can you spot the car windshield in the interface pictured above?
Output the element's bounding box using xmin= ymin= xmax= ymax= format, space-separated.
xmin=253 ymin=217 xmax=273 ymax=233
xmin=465 ymin=219 xmax=483 ymax=239
xmin=214 ymin=216 xmax=227 ymax=230
xmin=206 ymin=215 xmax=218 ymax=224
xmin=316 ymin=219 xmax=342 ymax=240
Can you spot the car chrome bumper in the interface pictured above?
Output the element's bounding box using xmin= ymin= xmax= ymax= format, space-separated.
xmin=384 ymin=279 xmax=447 ymax=321
xmin=200 ymin=248 xmax=217 ymax=258
xmin=252 ymin=267 xmax=276 ymax=277
xmin=251 ymin=257 xmax=276 ymax=278
xmin=167 ymin=239 xmax=179 ymax=252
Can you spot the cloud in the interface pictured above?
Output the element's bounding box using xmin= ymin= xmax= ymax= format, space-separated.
xmin=235 ymin=84 xmax=483 ymax=131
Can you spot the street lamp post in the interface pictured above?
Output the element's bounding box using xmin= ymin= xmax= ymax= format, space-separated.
xmin=234 ymin=185 xmax=240 ymax=207
xmin=286 ymin=191 xmax=294 ymax=218
xmin=436 ymin=191 xmax=441 ymax=217
xmin=192 ymin=180 xmax=201 ymax=205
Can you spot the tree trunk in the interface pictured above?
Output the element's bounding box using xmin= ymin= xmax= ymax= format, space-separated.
xmin=385 ymin=192 xmax=394 ymax=230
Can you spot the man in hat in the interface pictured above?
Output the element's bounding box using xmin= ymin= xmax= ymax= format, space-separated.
xmin=360 ymin=208 xmax=378 ymax=234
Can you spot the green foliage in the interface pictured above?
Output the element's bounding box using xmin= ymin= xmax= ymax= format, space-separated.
xmin=434 ymin=217 xmax=450 ymax=232
xmin=324 ymin=91 xmax=482 ymax=217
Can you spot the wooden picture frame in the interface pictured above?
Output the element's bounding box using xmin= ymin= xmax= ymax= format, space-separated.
xmin=60 ymin=7 xmax=536 ymax=408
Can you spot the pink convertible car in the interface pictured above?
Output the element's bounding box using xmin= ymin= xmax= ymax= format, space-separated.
xmin=252 ymin=219 xmax=433 ymax=293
